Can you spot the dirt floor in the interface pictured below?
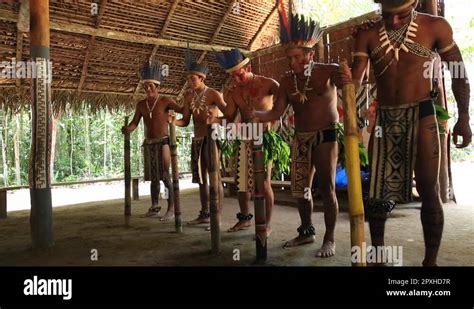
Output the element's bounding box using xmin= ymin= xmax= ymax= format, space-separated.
xmin=0 ymin=187 xmax=472 ymax=267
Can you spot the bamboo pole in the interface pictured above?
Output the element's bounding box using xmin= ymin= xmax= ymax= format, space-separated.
xmin=342 ymin=83 xmax=366 ymax=266
xmin=29 ymin=0 xmax=54 ymax=248
xmin=169 ymin=118 xmax=182 ymax=233
xmin=252 ymin=140 xmax=267 ymax=263
xmin=207 ymin=124 xmax=221 ymax=254
xmin=124 ymin=116 xmax=131 ymax=216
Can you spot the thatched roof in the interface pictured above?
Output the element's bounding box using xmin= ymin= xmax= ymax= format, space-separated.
xmin=0 ymin=0 xmax=285 ymax=111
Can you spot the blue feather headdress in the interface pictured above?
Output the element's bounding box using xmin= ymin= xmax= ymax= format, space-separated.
xmin=184 ymin=45 xmax=209 ymax=78
xmin=278 ymin=0 xmax=322 ymax=49
xmin=141 ymin=59 xmax=165 ymax=85
xmin=215 ymin=48 xmax=250 ymax=73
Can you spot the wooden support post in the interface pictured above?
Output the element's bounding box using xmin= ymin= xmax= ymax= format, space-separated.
xmin=29 ymin=0 xmax=54 ymax=248
xmin=169 ymin=120 xmax=182 ymax=233
xmin=252 ymin=140 xmax=267 ymax=263
xmin=124 ymin=116 xmax=131 ymax=216
xmin=0 ymin=189 xmax=6 ymax=219
xmin=342 ymin=83 xmax=366 ymax=266
xmin=132 ymin=177 xmax=139 ymax=201
xmin=207 ymin=124 xmax=221 ymax=254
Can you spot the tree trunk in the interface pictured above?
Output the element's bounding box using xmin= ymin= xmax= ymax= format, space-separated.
xmin=69 ymin=114 xmax=74 ymax=176
xmin=50 ymin=112 xmax=59 ymax=182
xmin=83 ymin=107 xmax=91 ymax=177
xmin=4 ymin=112 xmax=9 ymax=185
xmin=103 ymin=110 xmax=107 ymax=175
xmin=0 ymin=110 xmax=8 ymax=186
xmin=14 ymin=114 xmax=21 ymax=185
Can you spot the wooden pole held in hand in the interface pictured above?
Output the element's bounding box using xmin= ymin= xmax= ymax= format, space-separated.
xmin=253 ymin=140 xmax=267 ymax=263
xmin=207 ymin=124 xmax=221 ymax=254
xmin=342 ymin=83 xmax=366 ymax=266
xmin=169 ymin=117 xmax=182 ymax=233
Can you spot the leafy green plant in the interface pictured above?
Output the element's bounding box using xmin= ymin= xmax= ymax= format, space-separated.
xmin=435 ymin=104 xmax=451 ymax=134
xmin=263 ymin=129 xmax=291 ymax=178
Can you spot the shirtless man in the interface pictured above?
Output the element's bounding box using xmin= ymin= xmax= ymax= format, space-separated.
xmin=214 ymin=48 xmax=279 ymax=236
xmin=338 ymin=0 xmax=471 ymax=266
xmin=253 ymin=10 xmax=339 ymax=257
xmin=172 ymin=53 xmax=226 ymax=227
xmin=122 ymin=60 xmax=182 ymax=221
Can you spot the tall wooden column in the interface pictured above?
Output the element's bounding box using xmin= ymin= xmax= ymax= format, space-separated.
xmin=124 ymin=116 xmax=131 ymax=216
xmin=29 ymin=0 xmax=54 ymax=248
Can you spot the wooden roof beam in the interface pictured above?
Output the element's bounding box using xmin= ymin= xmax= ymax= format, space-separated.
xmin=78 ymin=0 xmax=107 ymax=91
xmin=133 ymin=0 xmax=181 ymax=97
xmin=176 ymin=0 xmax=237 ymax=101
xmin=248 ymin=2 xmax=278 ymax=51
xmin=0 ymin=9 xmax=249 ymax=53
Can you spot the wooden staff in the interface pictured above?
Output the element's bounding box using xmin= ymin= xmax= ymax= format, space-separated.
xmin=124 ymin=116 xmax=131 ymax=216
xmin=207 ymin=124 xmax=221 ymax=254
xmin=29 ymin=0 xmax=54 ymax=248
xmin=342 ymin=82 xmax=366 ymax=266
xmin=169 ymin=112 xmax=182 ymax=233
xmin=253 ymin=139 xmax=267 ymax=263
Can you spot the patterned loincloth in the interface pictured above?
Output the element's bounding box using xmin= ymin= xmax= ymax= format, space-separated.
xmin=143 ymin=136 xmax=170 ymax=182
xmin=369 ymin=100 xmax=435 ymax=203
xmin=291 ymin=128 xmax=337 ymax=198
xmin=191 ymin=136 xmax=206 ymax=184
xmin=235 ymin=139 xmax=254 ymax=193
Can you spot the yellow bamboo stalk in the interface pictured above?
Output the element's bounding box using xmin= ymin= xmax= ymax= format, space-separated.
xmin=342 ymin=83 xmax=366 ymax=267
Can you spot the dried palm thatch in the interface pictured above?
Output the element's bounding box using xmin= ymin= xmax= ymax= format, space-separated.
xmin=0 ymin=0 xmax=285 ymax=114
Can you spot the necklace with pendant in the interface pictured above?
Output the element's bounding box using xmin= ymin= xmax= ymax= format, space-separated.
xmin=292 ymin=64 xmax=313 ymax=104
xmin=190 ymin=86 xmax=208 ymax=114
xmin=378 ymin=10 xmax=418 ymax=62
xmin=146 ymin=96 xmax=159 ymax=119
xmin=240 ymin=74 xmax=255 ymax=109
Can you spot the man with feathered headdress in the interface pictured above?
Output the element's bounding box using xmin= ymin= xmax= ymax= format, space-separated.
xmin=211 ymin=47 xmax=285 ymax=237
xmin=337 ymin=0 xmax=471 ymax=266
xmin=122 ymin=59 xmax=182 ymax=220
xmin=253 ymin=0 xmax=340 ymax=257
xmin=171 ymin=47 xmax=227 ymax=228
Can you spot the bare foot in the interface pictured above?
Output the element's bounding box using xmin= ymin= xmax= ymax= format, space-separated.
xmin=187 ymin=216 xmax=210 ymax=225
xmin=140 ymin=206 xmax=161 ymax=218
xmin=315 ymin=241 xmax=336 ymax=258
xmin=283 ymin=235 xmax=315 ymax=248
xmin=160 ymin=210 xmax=175 ymax=222
xmin=227 ymin=220 xmax=252 ymax=232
